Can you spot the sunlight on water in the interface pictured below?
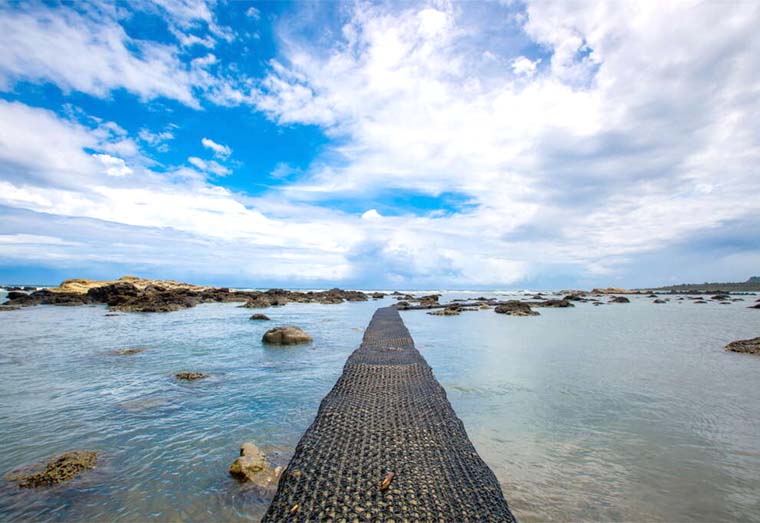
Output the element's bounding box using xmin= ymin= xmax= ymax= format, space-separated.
xmin=1 ymin=293 xmax=759 ymax=521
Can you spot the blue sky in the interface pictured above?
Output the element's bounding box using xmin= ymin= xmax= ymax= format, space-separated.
xmin=1 ymin=0 xmax=759 ymax=289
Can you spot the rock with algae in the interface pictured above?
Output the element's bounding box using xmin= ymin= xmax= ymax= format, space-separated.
xmin=229 ymin=442 xmax=282 ymax=488
xmin=5 ymin=451 xmax=97 ymax=488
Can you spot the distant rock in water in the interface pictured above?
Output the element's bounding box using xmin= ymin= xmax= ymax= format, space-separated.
xmin=428 ymin=308 xmax=460 ymax=316
xmin=175 ymin=372 xmax=209 ymax=381
xmin=749 ymin=303 xmax=760 ymax=309
xmin=112 ymin=347 xmax=147 ymax=356
xmin=494 ymin=301 xmax=539 ymax=316
xmin=711 ymin=294 xmax=730 ymax=301
xmin=609 ymin=296 xmax=630 ymax=303
xmin=229 ymin=442 xmax=282 ymax=489
xmin=250 ymin=313 xmax=271 ymax=320
xmin=262 ymin=326 xmax=313 ymax=345
xmin=4 ymin=451 xmax=97 ymax=488
xmin=653 ymin=299 xmax=666 ymax=304
xmin=725 ymin=337 xmax=760 ymax=355
xmin=531 ymin=299 xmax=574 ymax=308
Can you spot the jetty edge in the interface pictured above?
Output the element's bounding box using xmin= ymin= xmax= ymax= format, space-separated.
xmin=263 ymin=306 xmax=516 ymax=522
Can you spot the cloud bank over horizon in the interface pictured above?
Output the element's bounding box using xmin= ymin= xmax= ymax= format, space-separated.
xmin=1 ymin=0 xmax=759 ymax=289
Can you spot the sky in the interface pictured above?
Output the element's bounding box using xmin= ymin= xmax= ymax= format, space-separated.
xmin=0 ymin=0 xmax=759 ymax=289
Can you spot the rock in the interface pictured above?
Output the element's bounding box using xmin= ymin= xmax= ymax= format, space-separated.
xmin=725 ymin=337 xmax=760 ymax=355
xmin=532 ymin=299 xmax=574 ymax=308
xmin=370 ymin=292 xmax=385 ymax=299
xmin=229 ymin=442 xmax=281 ymax=488
xmin=694 ymin=300 xmax=707 ymax=304
xmin=175 ymin=372 xmax=209 ymax=380
xmin=653 ymin=299 xmax=666 ymax=304
xmin=395 ymin=301 xmax=411 ymax=310
xmin=104 ymin=313 xmax=121 ymax=317
xmin=748 ymin=303 xmax=760 ymax=309
xmin=427 ymin=308 xmax=460 ymax=316
xmin=711 ymin=294 xmax=730 ymax=301
xmin=5 ymin=451 xmax=97 ymax=488
xmin=647 ymin=294 xmax=658 ymax=298
xmin=609 ymin=296 xmax=630 ymax=303
xmin=262 ymin=326 xmax=313 ymax=345
xmin=563 ymin=294 xmax=585 ymax=302
xmin=6 ymin=291 xmax=29 ymax=300
xmin=592 ymin=287 xmax=634 ymax=294
xmin=494 ymin=301 xmax=539 ymax=316
xmin=242 ymin=296 xmax=272 ymax=308
xmin=112 ymin=347 xmax=147 ymax=356
xmin=250 ymin=313 xmax=271 ymax=320
xmin=0 ymin=305 xmax=20 ymax=311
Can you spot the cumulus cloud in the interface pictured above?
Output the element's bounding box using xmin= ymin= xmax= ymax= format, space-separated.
xmin=1 ymin=1 xmax=759 ymax=288
xmin=247 ymin=0 xmax=760 ymax=285
xmin=93 ymin=154 xmax=132 ymax=177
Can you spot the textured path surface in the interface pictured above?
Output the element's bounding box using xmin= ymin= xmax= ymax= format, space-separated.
xmin=263 ymin=307 xmax=516 ymax=522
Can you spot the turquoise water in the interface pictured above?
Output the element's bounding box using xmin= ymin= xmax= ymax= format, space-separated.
xmin=1 ymin=292 xmax=759 ymax=522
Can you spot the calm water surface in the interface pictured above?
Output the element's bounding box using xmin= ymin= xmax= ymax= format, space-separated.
xmin=0 ymin=292 xmax=759 ymax=522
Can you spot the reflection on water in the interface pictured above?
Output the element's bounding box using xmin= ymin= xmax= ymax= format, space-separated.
xmin=1 ymin=293 xmax=759 ymax=522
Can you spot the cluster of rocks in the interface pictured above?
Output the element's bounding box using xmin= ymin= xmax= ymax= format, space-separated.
xmin=494 ymin=301 xmax=540 ymax=316
xmin=2 ymin=277 xmax=373 ymax=313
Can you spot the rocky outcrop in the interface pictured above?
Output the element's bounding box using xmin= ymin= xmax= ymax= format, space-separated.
xmin=2 ymin=276 xmax=372 ymax=313
xmin=4 ymin=451 xmax=97 ymax=488
xmin=494 ymin=301 xmax=539 ymax=316
xmin=175 ymin=372 xmax=209 ymax=380
xmin=262 ymin=326 xmax=313 ymax=345
xmin=250 ymin=313 xmax=271 ymax=320
xmin=609 ymin=296 xmax=630 ymax=303
xmin=592 ymin=287 xmax=637 ymax=294
xmin=725 ymin=337 xmax=760 ymax=355
xmin=229 ymin=442 xmax=282 ymax=488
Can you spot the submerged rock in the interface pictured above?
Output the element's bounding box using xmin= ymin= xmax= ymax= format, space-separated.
xmin=229 ymin=442 xmax=282 ymax=488
xmin=112 ymin=347 xmax=147 ymax=356
xmin=609 ymin=296 xmax=630 ymax=303
xmin=494 ymin=301 xmax=539 ymax=316
xmin=0 ymin=305 xmax=20 ymax=311
xmin=249 ymin=313 xmax=271 ymax=321
xmin=725 ymin=337 xmax=760 ymax=355
xmin=5 ymin=451 xmax=97 ymax=488
xmin=428 ymin=308 xmax=460 ymax=316
xmin=175 ymin=372 xmax=209 ymax=381
xmin=262 ymin=326 xmax=312 ymax=345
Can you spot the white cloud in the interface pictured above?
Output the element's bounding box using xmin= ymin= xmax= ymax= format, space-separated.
xmin=246 ymin=7 xmax=260 ymax=20
xmin=187 ymin=156 xmax=231 ymax=176
xmin=201 ymin=137 xmax=232 ymax=158
xmin=93 ymin=154 xmax=133 ymax=177
xmin=0 ymin=3 xmax=250 ymax=108
xmin=361 ymin=209 xmax=382 ymax=220
xmin=511 ymin=56 xmax=540 ymax=77
xmin=246 ymin=1 xmax=760 ymax=285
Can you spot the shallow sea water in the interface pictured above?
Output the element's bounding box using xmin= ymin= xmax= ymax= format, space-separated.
xmin=0 ymin=291 xmax=759 ymax=522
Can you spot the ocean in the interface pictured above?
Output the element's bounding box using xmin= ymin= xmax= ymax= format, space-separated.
xmin=0 ymin=291 xmax=758 ymax=521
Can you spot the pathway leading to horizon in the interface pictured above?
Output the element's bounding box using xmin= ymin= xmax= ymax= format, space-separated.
xmin=263 ymin=306 xmax=516 ymax=522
